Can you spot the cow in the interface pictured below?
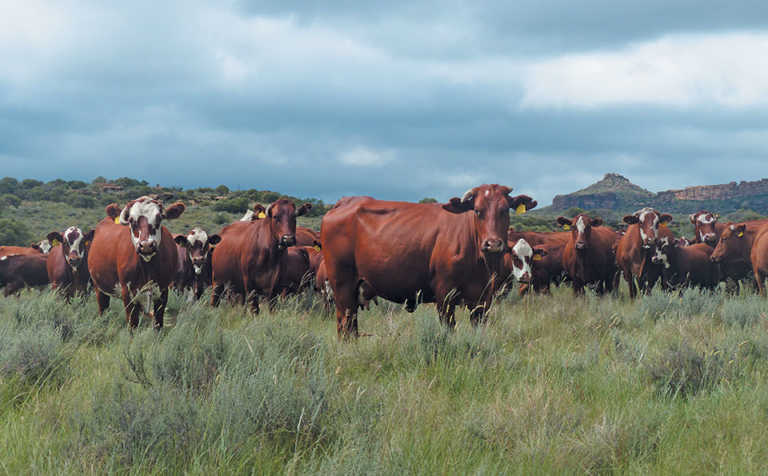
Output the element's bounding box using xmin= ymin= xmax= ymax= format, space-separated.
xmin=296 ymin=227 xmax=321 ymax=248
xmin=173 ymin=227 xmax=221 ymax=300
xmin=321 ymin=185 xmax=536 ymax=337
xmin=46 ymin=226 xmax=95 ymax=300
xmin=87 ymin=197 xmax=186 ymax=328
xmin=275 ymin=246 xmax=312 ymax=297
xmin=556 ymin=214 xmax=618 ymax=296
xmin=711 ymin=221 xmax=768 ymax=295
xmin=652 ymin=238 xmax=719 ymax=290
xmin=210 ymin=199 xmax=312 ymax=311
xmin=0 ymin=239 xmax=52 ymax=259
xmin=0 ymin=254 xmax=49 ymax=296
xmin=503 ymin=238 xmax=548 ymax=293
xmin=690 ymin=211 xmax=722 ymax=246
xmin=506 ymin=230 xmax=569 ymax=295
xmin=614 ymin=208 xmax=673 ymax=298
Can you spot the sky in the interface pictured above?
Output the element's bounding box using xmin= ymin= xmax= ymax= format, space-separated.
xmin=2 ymin=1 xmax=768 ymax=205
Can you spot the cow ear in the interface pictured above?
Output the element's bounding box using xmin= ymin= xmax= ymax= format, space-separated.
xmin=591 ymin=218 xmax=603 ymax=227
xmin=623 ymin=215 xmax=639 ymax=225
xmin=736 ymin=224 xmax=747 ymax=237
xmin=689 ymin=214 xmax=697 ymax=224
xmin=533 ymin=248 xmax=548 ymax=260
xmin=556 ymin=216 xmax=571 ymax=227
xmin=164 ymin=202 xmax=186 ymax=220
xmin=174 ymin=235 xmax=189 ymax=247
xmin=660 ymin=214 xmax=673 ymax=224
xmin=105 ymin=203 xmax=122 ymax=220
xmin=208 ymin=234 xmax=222 ymax=246
xmin=442 ymin=197 xmax=474 ymax=214
xmin=119 ymin=201 xmax=133 ymax=225
xmin=253 ymin=204 xmax=266 ymax=220
xmin=295 ymin=203 xmax=312 ymax=217
xmin=30 ymin=243 xmax=41 ymax=251
xmin=508 ymin=194 xmax=537 ymax=214
xmin=83 ymin=230 xmax=95 ymax=247
xmin=47 ymin=232 xmax=64 ymax=245
xmin=714 ymin=214 xmax=720 ymax=220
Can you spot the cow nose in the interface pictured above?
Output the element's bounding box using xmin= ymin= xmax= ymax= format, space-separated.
xmin=704 ymin=234 xmax=717 ymax=244
xmin=482 ymin=239 xmax=504 ymax=252
xmin=520 ymin=272 xmax=531 ymax=282
xmin=281 ymin=234 xmax=296 ymax=246
xmin=139 ymin=242 xmax=157 ymax=254
xmin=575 ymin=241 xmax=587 ymax=250
xmin=711 ymin=254 xmax=721 ymax=263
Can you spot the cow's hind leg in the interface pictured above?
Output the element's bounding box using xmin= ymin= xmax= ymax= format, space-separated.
xmin=333 ymin=281 xmax=359 ymax=338
xmin=97 ymin=291 xmax=110 ymax=315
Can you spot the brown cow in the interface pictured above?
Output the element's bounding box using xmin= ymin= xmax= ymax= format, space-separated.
xmin=556 ymin=214 xmax=618 ymax=296
xmin=652 ymin=238 xmax=719 ymax=290
xmin=614 ymin=208 xmax=673 ymax=298
xmin=321 ymin=185 xmax=536 ymax=337
xmin=503 ymin=238 xmax=548 ymax=292
xmin=210 ymin=199 xmax=312 ymax=311
xmin=87 ymin=197 xmax=185 ymax=328
xmin=296 ymin=227 xmax=321 ymax=248
xmin=711 ymin=221 xmax=768 ymax=295
xmin=46 ymin=226 xmax=95 ymax=300
xmin=0 ymin=239 xmax=52 ymax=259
xmin=0 ymin=254 xmax=49 ymax=296
xmin=173 ymin=228 xmax=221 ymax=300
xmin=690 ymin=210 xmax=722 ymax=246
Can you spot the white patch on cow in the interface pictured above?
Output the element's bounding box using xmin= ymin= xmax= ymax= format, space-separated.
xmin=698 ymin=214 xmax=715 ymax=224
xmin=0 ymin=256 xmax=7 ymax=261
xmin=193 ymin=265 xmax=204 ymax=275
xmin=652 ymin=246 xmax=671 ymax=269
xmin=186 ymin=228 xmax=208 ymax=247
xmin=124 ymin=198 xmax=163 ymax=253
xmin=63 ymin=226 xmax=84 ymax=268
xmin=484 ymin=190 xmax=490 ymax=196
xmin=511 ymin=239 xmax=534 ymax=280
xmin=576 ymin=216 xmax=586 ymax=234
xmin=240 ymin=210 xmax=255 ymax=221
xmin=37 ymin=239 xmax=52 ymax=254
xmin=730 ymin=224 xmax=736 ymax=231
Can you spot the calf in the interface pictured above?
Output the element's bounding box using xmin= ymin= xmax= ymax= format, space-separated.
xmin=614 ymin=208 xmax=673 ymax=298
xmin=46 ymin=226 xmax=95 ymax=300
xmin=556 ymin=214 xmax=618 ymax=296
xmin=711 ymin=221 xmax=768 ymax=295
xmin=0 ymin=239 xmax=51 ymax=258
xmin=504 ymin=238 xmax=549 ymax=294
xmin=211 ymin=199 xmax=312 ymax=311
xmin=0 ymin=254 xmax=49 ymax=296
xmin=173 ymin=228 xmax=221 ymax=300
xmin=652 ymin=238 xmax=719 ymax=290
xmin=87 ymin=197 xmax=186 ymax=328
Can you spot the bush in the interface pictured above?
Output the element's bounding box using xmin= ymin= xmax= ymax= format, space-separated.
xmin=720 ymin=298 xmax=767 ymax=327
xmin=0 ymin=218 xmax=32 ymax=246
xmin=212 ymin=196 xmax=250 ymax=214
xmin=0 ymin=193 xmax=21 ymax=207
xmin=645 ymin=342 xmax=724 ymax=398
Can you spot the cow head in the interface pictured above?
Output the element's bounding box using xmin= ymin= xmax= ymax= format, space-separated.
xmin=174 ymin=227 xmax=221 ymax=275
xmin=47 ymin=226 xmax=95 ymax=270
xmin=557 ymin=214 xmax=603 ymax=253
xmin=623 ymin=208 xmax=672 ymax=248
xmin=689 ymin=210 xmax=719 ymax=245
xmin=508 ymin=238 xmax=547 ymax=283
xmin=443 ymin=184 xmax=537 ymax=254
xmin=263 ymin=199 xmax=311 ymax=248
xmin=31 ymin=239 xmax=52 ymax=254
xmin=650 ymin=236 xmax=672 ymax=269
xmin=119 ymin=196 xmax=185 ymax=262
xmin=711 ymin=223 xmax=747 ymax=263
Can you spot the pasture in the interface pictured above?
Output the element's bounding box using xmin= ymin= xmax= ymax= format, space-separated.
xmin=2 ymin=285 xmax=768 ymax=474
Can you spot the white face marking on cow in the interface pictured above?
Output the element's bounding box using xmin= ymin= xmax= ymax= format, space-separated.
xmin=37 ymin=240 xmax=52 ymax=254
xmin=484 ymin=190 xmax=490 ymax=196
xmin=186 ymin=228 xmax=208 ymax=247
xmin=122 ymin=198 xmax=163 ymax=258
xmin=652 ymin=246 xmax=670 ymax=269
xmin=576 ymin=216 xmax=586 ymax=234
xmin=697 ymin=214 xmax=715 ymax=224
xmin=730 ymin=224 xmax=735 ymax=231
xmin=63 ymin=226 xmax=85 ymax=269
xmin=511 ymin=239 xmax=533 ymax=280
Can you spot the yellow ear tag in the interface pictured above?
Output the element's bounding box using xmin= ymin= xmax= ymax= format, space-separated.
xmin=114 ymin=217 xmax=120 ymax=224
xmin=257 ymin=212 xmax=266 ymax=219
xmin=738 ymin=231 xmax=744 ymax=237
xmin=515 ymin=204 xmax=527 ymax=215
xmin=313 ymin=245 xmax=321 ymax=252
xmin=660 ymin=223 xmax=667 ymax=228
xmin=533 ymin=254 xmax=542 ymax=261
xmin=563 ymin=224 xmax=571 ymax=231
xmin=52 ymin=240 xmax=60 ymax=247
xmin=84 ymin=241 xmax=90 ymax=247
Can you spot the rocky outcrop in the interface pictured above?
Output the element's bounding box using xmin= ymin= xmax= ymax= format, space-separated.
xmin=658 ymin=179 xmax=768 ymax=201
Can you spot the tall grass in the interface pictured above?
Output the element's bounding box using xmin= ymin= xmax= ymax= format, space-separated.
xmin=1 ymin=285 xmax=768 ymax=473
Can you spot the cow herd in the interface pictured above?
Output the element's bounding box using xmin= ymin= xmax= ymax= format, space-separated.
xmin=0 ymin=186 xmax=767 ymax=338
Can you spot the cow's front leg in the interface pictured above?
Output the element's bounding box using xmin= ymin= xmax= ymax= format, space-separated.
xmin=153 ymin=288 xmax=168 ymax=329
xmin=122 ymin=285 xmax=140 ymax=328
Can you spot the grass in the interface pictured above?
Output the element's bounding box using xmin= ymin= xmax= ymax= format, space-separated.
xmin=1 ymin=285 xmax=768 ymax=473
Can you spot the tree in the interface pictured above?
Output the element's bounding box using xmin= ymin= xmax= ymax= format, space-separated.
xmin=419 ymin=197 xmax=438 ymax=204
xmin=215 ymin=185 xmax=230 ymax=195
xmin=0 ymin=219 xmax=32 ymax=246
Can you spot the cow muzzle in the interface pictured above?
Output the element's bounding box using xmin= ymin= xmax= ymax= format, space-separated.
xmin=518 ymin=271 xmax=531 ymax=283
xmin=575 ymin=241 xmax=587 ymax=251
xmin=67 ymin=253 xmax=82 ymax=269
xmin=192 ymin=259 xmax=205 ymax=275
xmin=703 ymin=234 xmax=717 ymax=245
xmin=481 ymin=238 xmax=504 ymax=253
xmin=280 ymin=235 xmax=296 ymax=247
xmin=138 ymin=242 xmax=158 ymax=261
xmin=711 ymin=253 xmax=722 ymax=263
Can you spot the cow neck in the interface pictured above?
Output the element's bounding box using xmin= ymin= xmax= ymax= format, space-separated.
xmin=737 ymin=229 xmax=760 ymax=260
xmin=468 ymin=213 xmax=505 ymax=286
xmin=255 ymin=218 xmax=285 ymax=262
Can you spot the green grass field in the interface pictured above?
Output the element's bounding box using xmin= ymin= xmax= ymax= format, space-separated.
xmin=2 ymin=284 xmax=768 ymax=474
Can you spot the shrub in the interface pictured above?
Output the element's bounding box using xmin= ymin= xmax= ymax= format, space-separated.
xmin=0 ymin=218 xmax=32 ymax=246
xmin=720 ymin=297 xmax=767 ymax=327
xmin=212 ymin=196 xmax=250 ymax=214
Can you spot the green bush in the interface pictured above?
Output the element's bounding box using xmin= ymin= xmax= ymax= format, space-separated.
xmin=0 ymin=218 xmax=32 ymax=246
xmin=212 ymin=196 xmax=250 ymax=214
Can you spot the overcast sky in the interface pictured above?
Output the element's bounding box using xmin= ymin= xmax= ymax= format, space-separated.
xmin=2 ymin=1 xmax=768 ymax=205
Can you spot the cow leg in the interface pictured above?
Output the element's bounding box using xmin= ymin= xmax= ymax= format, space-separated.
xmin=469 ymin=305 xmax=485 ymax=327
xmin=333 ymin=282 xmax=359 ymax=338
xmin=572 ymin=278 xmax=585 ymax=296
xmin=624 ymin=271 xmax=637 ymax=299
xmin=210 ymin=282 xmax=224 ymax=307
xmin=122 ymin=287 xmax=140 ymax=328
xmin=152 ymin=289 xmax=168 ymax=329
xmin=97 ymin=291 xmax=110 ymax=315
xmin=755 ymin=267 xmax=766 ymax=296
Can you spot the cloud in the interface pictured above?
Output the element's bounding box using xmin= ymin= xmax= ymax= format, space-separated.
xmin=338 ymin=146 xmax=394 ymax=167
xmin=521 ymin=32 xmax=768 ymax=109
